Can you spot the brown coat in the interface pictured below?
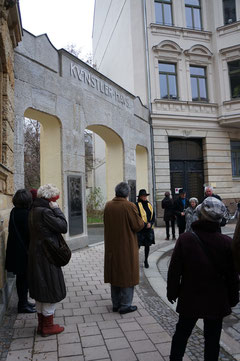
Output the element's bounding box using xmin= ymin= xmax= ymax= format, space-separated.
xmin=104 ymin=197 xmax=145 ymax=287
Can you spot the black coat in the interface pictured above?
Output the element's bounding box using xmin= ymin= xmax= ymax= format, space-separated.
xmin=5 ymin=208 xmax=30 ymax=275
xmin=167 ymin=220 xmax=239 ymax=319
xmin=173 ymin=197 xmax=189 ymax=228
xmin=162 ymin=196 xmax=175 ymax=221
xmin=28 ymin=198 xmax=67 ymax=303
xmin=136 ymin=200 xmax=155 ymax=246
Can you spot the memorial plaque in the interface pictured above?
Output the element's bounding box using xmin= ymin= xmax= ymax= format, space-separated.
xmin=128 ymin=180 xmax=136 ymax=203
xmin=68 ymin=175 xmax=83 ymax=236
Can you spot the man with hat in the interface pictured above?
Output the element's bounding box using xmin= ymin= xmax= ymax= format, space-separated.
xmin=167 ymin=196 xmax=239 ymax=361
xmin=173 ymin=189 xmax=189 ymax=235
xmin=135 ymin=189 xmax=155 ymax=268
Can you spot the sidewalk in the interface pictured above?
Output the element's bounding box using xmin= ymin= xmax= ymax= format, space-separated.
xmin=0 ymin=224 xmax=238 ymax=361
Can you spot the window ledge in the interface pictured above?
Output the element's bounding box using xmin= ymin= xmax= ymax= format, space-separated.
xmin=223 ymin=99 xmax=240 ymax=106
xmin=232 ymin=177 xmax=240 ymax=181
xmin=217 ymin=20 xmax=240 ymax=36
xmin=150 ymin=23 xmax=212 ymax=40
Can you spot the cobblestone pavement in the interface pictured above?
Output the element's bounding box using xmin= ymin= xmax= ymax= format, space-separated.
xmin=0 ymin=224 xmax=238 ymax=361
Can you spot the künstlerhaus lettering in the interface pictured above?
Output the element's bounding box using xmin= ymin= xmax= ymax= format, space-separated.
xmin=70 ymin=63 xmax=130 ymax=108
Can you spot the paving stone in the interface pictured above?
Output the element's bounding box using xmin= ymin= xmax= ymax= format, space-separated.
xmin=119 ymin=321 xmax=142 ymax=332
xmin=32 ymin=352 xmax=58 ymax=361
xmin=64 ymin=316 xmax=84 ymax=325
xmin=9 ymin=337 xmax=34 ymax=350
xmin=156 ymin=342 xmax=171 ymax=357
xmin=98 ymin=320 xmax=118 ymax=329
xmin=34 ymin=339 xmax=58 ymax=353
xmin=136 ymin=316 xmax=158 ymax=325
xmin=148 ymin=332 xmax=172 ymax=344
xmin=6 ymin=349 xmax=32 ymax=361
xmin=57 ymin=332 xmax=80 ymax=344
xmin=83 ymin=314 xmax=104 ymax=322
xmin=141 ymin=323 xmax=164 ymax=333
xmin=130 ymin=339 xmax=156 ymax=353
xmin=124 ymin=330 xmax=149 ymax=341
xmin=105 ymin=337 xmax=130 ymax=350
xmin=78 ymin=325 xmax=101 ymax=336
xmin=73 ymin=307 xmax=91 ymax=316
xmin=137 ymin=351 xmax=165 ymax=361
xmin=59 ymin=356 xmax=84 ymax=361
xmin=13 ymin=319 xmax=25 ymax=328
xmin=81 ymin=334 xmax=105 ymax=347
xmin=58 ymin=342 xmax=83 ymax=357
xmin=101 ymin=328 xmax=124 ymax=339
xmin=91 ymin=306 xmax=109 ymax=314
xmin=109 ymin=348 xmax=137 ymax=361
xmin=13 ymin=327 xmax=35 ymax=338
xmin=83 ymin=345 xmax=109 ymax=360
xmin=62 ymin=302 xmax=80 ymax=309
xmin=102 ymin=312 xmax=122 ymax=321
xmin=55 ymin=308 xmax=73 ymax=317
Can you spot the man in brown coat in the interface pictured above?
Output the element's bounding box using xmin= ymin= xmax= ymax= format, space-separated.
xmin=104 ymin=182 xmax=145 ymax=314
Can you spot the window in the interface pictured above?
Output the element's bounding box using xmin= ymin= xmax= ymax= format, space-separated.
xmin=185 ymin=0 xmax=202 ymax=30
xmin=228 ymin=60 xmax=240 ymax=99
xmin=155 ymin=0 xmax=173 ymax=26
xmin=223 ymin=0 xmax=236 ymax=25
xmin=159 ymin=63 xmax=178 ymax=99
xmin=231 ymin=141 xmax=240 ymax=177
xmin=190 ymin=66 xmax=207 ymax=101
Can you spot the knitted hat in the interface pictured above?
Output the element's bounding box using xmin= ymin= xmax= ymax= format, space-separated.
xmin=197 ymin=196 xmax=226 ymax=223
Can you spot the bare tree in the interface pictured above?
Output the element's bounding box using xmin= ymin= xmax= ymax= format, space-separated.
xmin=24 ymin=118 xmax=40 ymax=189
xmin=64 ymin=43 xmax=95 ymax=68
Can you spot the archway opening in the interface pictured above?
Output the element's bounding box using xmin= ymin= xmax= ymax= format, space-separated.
xmin=85 ymin=125 xmax=124 ymax=223
xmin=24 ymin=108 xmax=62 ymax=206
xmin=136 ymin=145 xmax=149 ymax=193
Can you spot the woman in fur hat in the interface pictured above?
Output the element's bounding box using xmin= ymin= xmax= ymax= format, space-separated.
xmin=28 ymin=184 xmax=67 ymax=337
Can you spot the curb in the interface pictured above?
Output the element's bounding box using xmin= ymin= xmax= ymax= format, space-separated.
xmin=144 ymin=243 xmax=240 ymax=361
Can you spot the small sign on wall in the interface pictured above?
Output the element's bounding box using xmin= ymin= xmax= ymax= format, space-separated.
xmin=175 ymin=188 xmax=182 ymax=194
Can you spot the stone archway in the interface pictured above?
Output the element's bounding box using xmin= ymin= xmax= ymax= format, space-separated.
xmin=24 ymin=108 xmax=62 ymax=207
xmin=136 ymin=145 xmax=149 ymax=193
xmin=87 ymin=125 xmax=123 ymax=201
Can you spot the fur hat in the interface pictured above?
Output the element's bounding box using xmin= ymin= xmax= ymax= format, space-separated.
xmin=37 ymin=184 xmax=60 ymax=200
xmin=196 ymin=196 xmax=226 ymax=223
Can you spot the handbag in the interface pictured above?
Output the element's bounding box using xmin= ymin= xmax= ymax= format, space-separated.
xmin=42 ymin=233 xmax=71 ymax=267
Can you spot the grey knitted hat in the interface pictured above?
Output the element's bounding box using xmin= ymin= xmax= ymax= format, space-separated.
xmin=196 ymin=197 xmax=226 ymax=223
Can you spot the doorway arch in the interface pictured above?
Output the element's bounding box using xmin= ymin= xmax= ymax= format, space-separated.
xmin=86 ymin=125 xmax=124 ymax=200
xmin=24 ymin=108 xmax=62 ymax=206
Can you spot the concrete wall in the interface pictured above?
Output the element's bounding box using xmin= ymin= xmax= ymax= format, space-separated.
xmin=14 ymin=30 xmax=151 ymax=250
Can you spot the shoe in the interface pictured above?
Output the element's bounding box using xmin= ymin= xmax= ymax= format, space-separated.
xmin=28 ymin=301 xmax=36 ymax=308
xmin=172 ymin=236 xmax=176 ymax=240
xmin=119 ymin=306 xmax=138 ymax=314
xmin=112 ymin=307 xmax=119 ymax=312
xmin=41 ymin=314 xmax=64 ymax=337
xmin=144 ymin=260 xmax=149 ymax=268
xmin=165 ymin=237 xmax=169 ymax=240
xmin=18 ymin=304 xmax=36 ymax=313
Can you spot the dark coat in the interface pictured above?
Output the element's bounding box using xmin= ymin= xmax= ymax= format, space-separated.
xmin=173 ymin=197 xmax=189 ymax=228
xmin=28 ymin=198 xmax=67 ymax=303
xmin=232 ymin=216 xmax=240 ymax=273
xmin=5 ymin=208 xmax=30 ymax=275
xmin=136 ymin=200 xmax=155 ymax=246
xmin=167 ymin=220 xmax=239 ymax=319
xmin=104 ymin=197 xmax=144 ymax=287
xmin=162 ymin=196 xmax=175 ymax=222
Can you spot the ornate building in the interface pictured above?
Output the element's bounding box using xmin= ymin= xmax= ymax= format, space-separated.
xmin=93 ymin=0 xmax=240 ymax=223
xmin=0 ymin=0 xmax=22 ymax=321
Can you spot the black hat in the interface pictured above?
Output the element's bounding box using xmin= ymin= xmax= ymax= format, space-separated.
xmin=179 ymin=188 xmax=186 ymax=194
xmin=138 ymin=189 xmax=150 ymax=197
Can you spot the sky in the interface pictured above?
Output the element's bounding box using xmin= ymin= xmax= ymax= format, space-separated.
xmin=19 ymin=0 xmax=95 ymax=57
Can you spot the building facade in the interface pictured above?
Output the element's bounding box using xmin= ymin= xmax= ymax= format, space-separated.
xmin=0 ymin=0 xmax=22 ymax=321
xmin=93 ymin=0 xmax=240 ymax=222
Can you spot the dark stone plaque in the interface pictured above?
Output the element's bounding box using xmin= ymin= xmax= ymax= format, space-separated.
xmin=128 ymin=180 xmax=136 ymax=203
xmin=68 ymin=175 xmax=83 ymax=236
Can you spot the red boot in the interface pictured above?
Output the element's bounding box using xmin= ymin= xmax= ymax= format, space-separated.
xmin=41 ymin=314 xmax=64 ymax=337
xmin=37 ymin=313 xmax=43 ymax=335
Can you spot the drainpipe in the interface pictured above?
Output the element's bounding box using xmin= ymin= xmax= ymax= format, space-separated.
xmin=142 ymin=0 xmax=157 ymax=215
